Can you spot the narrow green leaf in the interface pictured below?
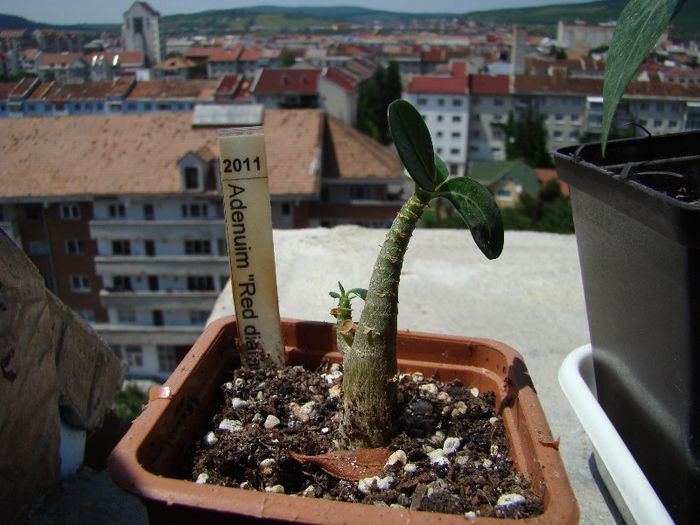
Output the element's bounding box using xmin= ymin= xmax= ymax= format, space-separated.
xmin=338 ymin=281 xmax=345 ymax=295
xmin=432 ymin=177 xmax=504 ymax=259
xmin=329 ymin=291 xmax=341 ymax=299
xmin=388 ymin=100 xmax=436 ymax=191
xmin=434 ymin=154 xmax=449 ymax=188
xmin=602 ymin=0 xmax=681 ymax=153
xmin=348 ymin=288 xmax=368 ymax=300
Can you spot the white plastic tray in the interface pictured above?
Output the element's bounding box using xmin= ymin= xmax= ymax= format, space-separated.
xmin=558 ymin=345 xmax=673 ymax=525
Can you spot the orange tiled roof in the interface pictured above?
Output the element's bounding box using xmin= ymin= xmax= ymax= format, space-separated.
xmin=324 ymin=116 xmax=401 ymax=180
xmin=27 ymin=78 xmax=134 ymax=101
xmin=38 ymin=52 xmax=85 ymax=68
xmin=253 ymin=68 xmax=321 ymax=95
xmin=127 ymin=79 xmax=218 ymax=100
xmin=0 ymin=110 xmax=325 ymax=198
xmin=154 ymin=56 xmax=195 ymax=70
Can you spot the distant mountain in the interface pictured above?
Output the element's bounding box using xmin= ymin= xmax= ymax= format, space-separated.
xmin=0 ymin=13 xmax=118 ymax=33
xmin=464 ymin=0 xmax=698 ymax=40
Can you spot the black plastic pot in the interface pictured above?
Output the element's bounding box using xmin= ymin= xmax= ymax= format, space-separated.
xmin=553 ymin=131 xmax=700 ymax=525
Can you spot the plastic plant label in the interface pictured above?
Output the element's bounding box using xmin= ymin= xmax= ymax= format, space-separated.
xmin=218 ymin=127 xmax=284 ymax=368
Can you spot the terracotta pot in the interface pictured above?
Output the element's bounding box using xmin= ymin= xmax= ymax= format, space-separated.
xmin=108 ymin=317 xmax=578 ymax=524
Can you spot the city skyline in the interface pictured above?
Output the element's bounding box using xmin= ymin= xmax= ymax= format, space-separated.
xmin=0 ymin=0 xmax=591 ymax=25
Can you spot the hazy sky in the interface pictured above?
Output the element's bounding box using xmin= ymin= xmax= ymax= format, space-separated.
xmin=0 ymin=0 xmax=590 ymax=25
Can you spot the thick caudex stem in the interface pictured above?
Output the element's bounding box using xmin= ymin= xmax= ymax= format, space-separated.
xmin=339 ymin=192 xmax=428 ymax=448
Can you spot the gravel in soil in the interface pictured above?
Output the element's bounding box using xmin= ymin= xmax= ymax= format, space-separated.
xmin=191 ymin=362 xmax=543 ymax=519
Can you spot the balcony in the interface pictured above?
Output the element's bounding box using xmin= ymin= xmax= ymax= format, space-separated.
xmin=90 ymin=220 xmax=225 ymax=240
xmin=94 ymin=255 xmax=228 ymax=276
xmin=99 ymin=289 xmax=219 ymax=310
xmin=91 ymin=323 xmax=203 ymax=346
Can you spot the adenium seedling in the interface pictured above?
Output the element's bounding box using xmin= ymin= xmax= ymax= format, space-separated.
xmin=332 ymin=100 xmax=504 ymax=448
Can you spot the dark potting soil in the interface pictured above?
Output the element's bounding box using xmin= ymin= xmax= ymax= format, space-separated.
xmin=191 ymin=362 xmax=543 ymax=519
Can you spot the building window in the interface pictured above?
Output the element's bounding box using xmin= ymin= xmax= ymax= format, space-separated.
xmin=555 ymin=114 xmax=564 ymax=122
xmin=494 ymin=98 xmax=504 ymax=107
xmin=28 ymin=240 xmax=50 ymax=255
xmin=65 ymin=239 xmax=85 ymax=255
xmin=70 ymin=275 xmax=90 ymax=293
xmin=125 ymin=345 xmax=143 ymax=367
xmin=76 ymin=309 xmax=95 ymax=322
xmin=491 ymin=129 xmax=501 ymax=139
xmin=184 ymin=167 xmax=200 ymax=190
xmin=654 ymin=119 xmax=663 ymax=127
xmin=145 ymin=240 xmax=156 ymax=256
xmin=496 ymin=188 xmax=513 ymax=199
xmin=108 ymin=203 xmax=126 ymax=218
xmin=152 ymin=310 xmax=164 ymax=326
xmin=281 ymin=203 xmax=291 ymax=217
xmin=450 ymin=148 xmax=460 ymax=155
xmin=60 ymin=203 xmax=81 ymax=220
xmin=569 ymin=131 xmax=579 ymax=139
xmin=187 ymin=275 xmax=215 ymax=291
xmin=656 ymin=103 xmax=665 ymax=112
xmin=452 ymin=115 xmax=462 ymax=123
xmin=436 ymin=131 xmax=443 ymax=138
xmin=451 ymin=132 xmax=461 ymax=139
xmin=417 ymin=97 xmax=427 ymax=105
xmin=492 ymin=114 xmax=503 ymax=123
xmin=438 ymin=98 xmax=445 ymax=106
xmin=113 ymin=275 xmax=132 ymax=291
xmin=117 ymin=308 xmax=136 ymax=323
xmin=553 ymin=130 xmax=563 ymax=139
xmin=436 ymin=147 xmax=443 ymax=154
xmin=185 ymin=240 xmax=212 ymax=255
xmin=469 ymin=145 xmax=480 ymax=152
xmin=449 ymin=164 xmax=459 ymax=175
xmin=112 ymin=240 xmax=131 ymax=255
xmin=190 ymin=311 xmax=210 ymax=324
xmin=157 ymin=346 xmax=178 ymax=373
xmin=349 ymin=186 xmax=372 ymax=200
xmin=182 ymin=203 xmax=208 ymax=218
xmin=24 ymin=204 xmax=42 ymax=220
xmin=453 ymin=99 xmax=463 ymax=107
xmin=669 ymin=120 xmax=678 ymax=128
xmin=437 ymin=115 xmax=444 ymax=122
xmin=143 ymin=204 xmax=155 ymax=220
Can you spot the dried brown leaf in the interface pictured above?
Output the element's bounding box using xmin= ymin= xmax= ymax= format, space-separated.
xmin=289 ymin=448 xmax=391 ymax=480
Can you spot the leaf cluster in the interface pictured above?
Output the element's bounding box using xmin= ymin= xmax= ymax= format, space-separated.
xmin=357 ymin=62 xmax=402 ymax=143
xmin=388 ymin=100 xmax=503 ymax=260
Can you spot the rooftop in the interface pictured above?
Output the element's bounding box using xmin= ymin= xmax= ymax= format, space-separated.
xmin=252 ymin=68 xmax=321 ymax=95
xmin=126 ymin=79 xmax=218 ymax=100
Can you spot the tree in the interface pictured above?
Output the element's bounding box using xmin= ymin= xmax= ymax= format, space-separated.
xmin=499 ymin=108 xmax=552 ymax=167
xmin=356 ymin=61 xmax=402 ymax=143
xmin=280 ymin=50 xmax=295 ymax=67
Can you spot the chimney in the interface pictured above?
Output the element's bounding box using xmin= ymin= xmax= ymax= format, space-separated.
xmin=511 ymin=26 xmax=527 ymax=75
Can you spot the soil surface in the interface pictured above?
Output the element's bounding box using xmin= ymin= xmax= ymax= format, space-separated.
xmin=191 ymin=362 xmax=543 ymax=519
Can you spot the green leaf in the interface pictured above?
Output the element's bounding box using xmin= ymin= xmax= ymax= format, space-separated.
xmin=329 ymin=291 xmax=341 ymax=299
xmin=388 ymin=100 xmax=436 ymax=191
xmin=434 ymin=154 xmax=449 ymax=188
xmin=338 ymin=281 xmax=346 ymax=295
xmin=602 ymin=0 xmax=682 ymax=153
xmin=432 ymin=177 xmax=504 ymax=260
xmin=348 ymin=288 xmax=368 ymax=300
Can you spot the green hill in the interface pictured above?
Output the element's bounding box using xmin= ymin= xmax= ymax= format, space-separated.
xmin=464 ymin=0 xmax=698 ymax=40
xmin=0 ymin=13 xmax=118 ymax=33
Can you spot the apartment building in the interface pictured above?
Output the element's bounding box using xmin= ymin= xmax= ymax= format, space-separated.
xmin=467 ymin=74 xmax=511 ymax=161
xmin=0 ymin=109 xmax=402 ymax=380
xmin=404 ymin=63 xmax=470 ymax=176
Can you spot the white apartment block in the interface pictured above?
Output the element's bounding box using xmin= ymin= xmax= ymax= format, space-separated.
xmin=91 ymin=193 xmax=229 ymax=380
xmin=122 ymin=2 xmax=163 ymax=67
xmin=404 ymin=63 xmax=469 ymax=176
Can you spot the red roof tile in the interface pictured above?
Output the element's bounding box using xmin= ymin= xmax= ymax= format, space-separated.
xmin=239 ymin=48 xmax=263 ymax=61
xmin=185 ymin=47 xmax=224 ymax=60
xmin=39 ymin=52 xmax=85 ymax=68
xmin=469 ymin=74 xmax=509 ymax=95
xmin=322 ymin=67 xmax=357 ymax=92
xmin=253 ymin=68 xmax=321 ymax=95
xmin=537 ymin=168 xmax=570 ymax=197
xmin=407 ymin=75 xmax=468 ymax=95
xmin=208 ymin=45 xmax=243 ymax=63
xmin=216 ymin=74 xmax=240 ymax=95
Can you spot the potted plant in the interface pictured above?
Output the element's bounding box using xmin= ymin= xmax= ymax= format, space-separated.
xmin=109 ymin=101 xmax=578 ymax=522
xmin=553 ymin=1 xmax=698 ymax=523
